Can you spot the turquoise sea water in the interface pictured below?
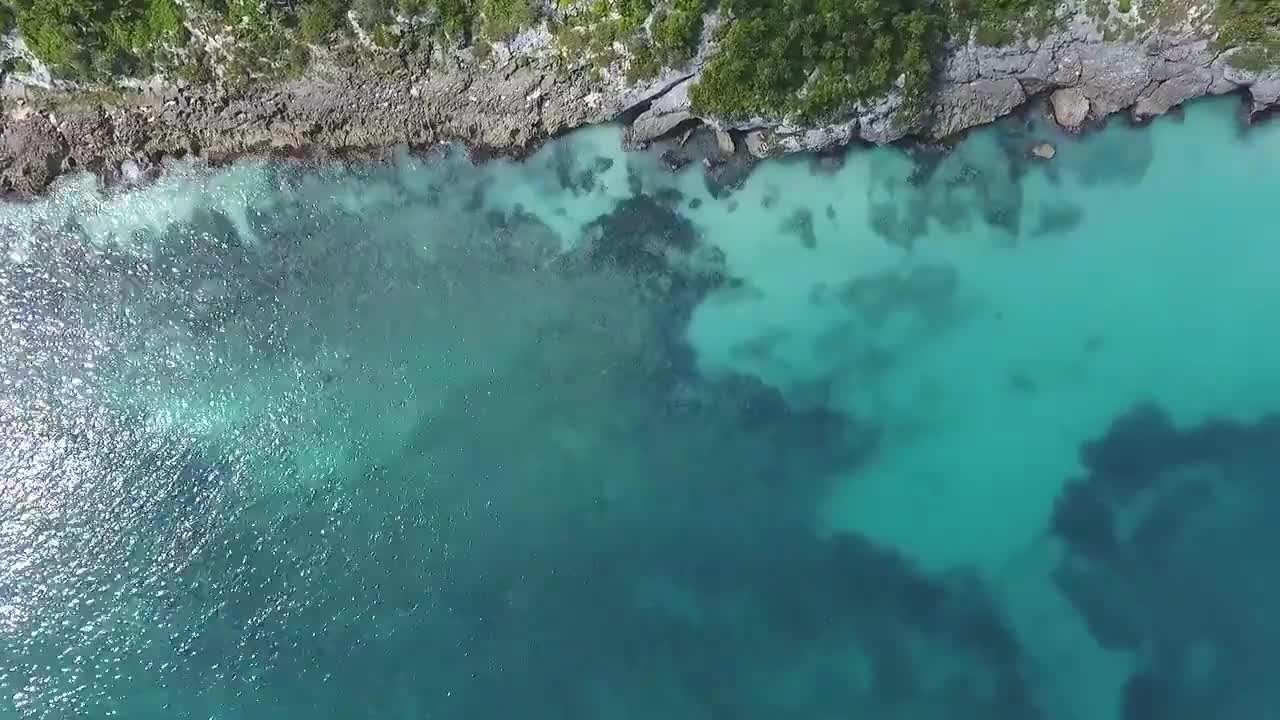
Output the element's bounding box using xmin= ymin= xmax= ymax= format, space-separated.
xmin=3 ymin=97 xmax=1280 ymax=719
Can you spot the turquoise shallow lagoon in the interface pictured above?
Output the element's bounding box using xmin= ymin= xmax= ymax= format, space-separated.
xmin=3 ymin=98 xmax=1280 ymax=719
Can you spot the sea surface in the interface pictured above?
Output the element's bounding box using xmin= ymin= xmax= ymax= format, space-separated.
xmin=2 ymin=97 xmax=1280 ymax=720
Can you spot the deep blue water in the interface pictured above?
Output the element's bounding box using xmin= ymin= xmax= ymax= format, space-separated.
xmin=2 ymin=98 xmax=1280 ymax=719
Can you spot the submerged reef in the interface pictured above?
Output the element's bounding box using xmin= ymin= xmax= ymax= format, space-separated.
xmin=0 ymin=130 xmax=1056 ymax=719
xmin=8 ymin=94 xmax=1280 ymax=720
xmin=1054 ymin=404 xmax=1280 ymax=719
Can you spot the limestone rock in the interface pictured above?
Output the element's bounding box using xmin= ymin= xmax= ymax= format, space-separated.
xmin=854 ymin=92 xmax=908 ymax=144
xmin=6 ymin=0 xmax=1280 ymax=198
xmin=0 ymin=114 xmax=69 ymax=197
xmin=942 ymin=46 xmax=979 ymax=84
xmin=1076 ymin=45 xmax=1152 ymax=116
xmin=743 ymin=130 xmax=769 ymax=159
xmin=1134 ymin=71 xmax=1211 ymax=118
xmin=626 ymin=77 xmax=696 ymax=145
xmin=932 ymin=78 xmax=1026 ymax=138
xmin=776 ymin=123 xmax=856 ymax=154
xmin=714 ymin=127 xmax=735 ymax=156
xmin=1213 ymin=57 xmax=1280 ymax=112
xmin=1031 ymin=142 xmax=1056 ymax=160
xmin=1248 ymin=76 xmax=1280 ymax=115
xmin=1050 ymin=87 xmax=1091 ymax=130
xmin=628 ymin=110 xmax=694 ymax=145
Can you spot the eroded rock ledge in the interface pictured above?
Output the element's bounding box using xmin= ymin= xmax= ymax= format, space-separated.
xmin=2 ymin=4 xmax=1279 ymax=200
xmin=630 ymin=11 xmax=1280 ymax=156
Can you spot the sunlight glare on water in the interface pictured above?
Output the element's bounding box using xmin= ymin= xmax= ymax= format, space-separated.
xmin=2 ymin=99 xmax=1280 ymax=720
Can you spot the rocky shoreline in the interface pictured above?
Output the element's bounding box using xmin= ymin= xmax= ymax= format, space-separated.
xmin=3 ymin=3 xmax=1279 ymax=201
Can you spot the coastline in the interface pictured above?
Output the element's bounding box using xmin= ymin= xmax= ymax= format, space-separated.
xmin=2 ymin=3 xmax=1279 ymax=202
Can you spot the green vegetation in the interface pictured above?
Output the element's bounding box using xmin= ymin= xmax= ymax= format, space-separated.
xmin=554 ymin=0 xmax=707 ymax=81
xmin=947 ymin=0 xmax=1060 ymax=46
xmin=0 ymin=0 xmax=542 ymax=86
xmin=6 ymin=0 xmax=1273 ymax=121
xmin=1216 ymin=0 xmax=1280 ymax=69
xmin=220 ymin=0 xmax=295 ymax=87
xmin=481 ymin=0 xmax=537 ymax=38
xmin=551 ymin=0 xmax=651 ymax=72
xmin=687 ymin=0 xmax=1065 ymax=120
xmin=2 ymin=0 xmax=188 ymax=79
xmin=625 ymin=40 xmax=660 ymax=80
xmin=650 ymin=0 xmax=710 ymax=65
xmin=370 ymin=22 xmax=397 ymax=46
xmin=436 ymin=0 xmax=476 ymax=40
xmin=2 ymin=54 xmax=32 ymax=74
xmin=0 ymin=0 xmax=1062 ymax=115
xmin=690 ymin=0 xmax=939 ymax=119
xmin=350 ymin=0 xmax=387 ymax=28
xmin=298 ymin=0 xmax=349 ymax=42
xmin=340 ymin=0 xmax=535 ymax=43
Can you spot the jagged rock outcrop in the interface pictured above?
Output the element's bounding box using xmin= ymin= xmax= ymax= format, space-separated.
xmin=1051 ymin=87 xmax=1091 ymax=130
xmin=0 ymin=42 xmax=636 ymax=197
xmin=627 ymin=76 xmax=697 ymax=146
xmin=933 ymin=78 xmax=1028 ymax=138
xmin=2 ymin=0 xmax=1280 ymax=199
xmin=0 ymin=112 xmax=68 ymax=196
xmin=630 ymin=5 xmax=1280 ymax=156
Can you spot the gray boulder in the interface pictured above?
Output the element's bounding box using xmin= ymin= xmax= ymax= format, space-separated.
xmin=1051 ymin=87 xmax=1091 ymax=130
xmin=1 ymin=114 xmax=69 ymax=196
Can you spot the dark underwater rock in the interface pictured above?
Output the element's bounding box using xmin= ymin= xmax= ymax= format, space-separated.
xmin=1053 ymin=403 xmax=1280 ymax=719
xmin=781 ymin=208 xmax=817 ymax=249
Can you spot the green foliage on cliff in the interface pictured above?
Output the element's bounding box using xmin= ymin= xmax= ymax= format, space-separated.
xmin=1216 ymin=0 xmax=1280 ymax=69
xmin=551 ymin=0 xmax=650 ymax=72
xmin=342 ymin=0 xmax=538 ymax=44
xmin=481 ymin=0 xmax=538 ymax=38
xmin=437 ymin=0 xmax=476 ymax=39
xmin=947 ymin=0 xmax=1059 ymax=46
xmin=221 ymin=0 xmax=296 ymax=86
xmin=686 ymin=0 xmax=1066 ymax=120
xmin=298 ymin=0 xmax=350 ymax=41
xmin=8 ymin=0 xmax=1261 ymax=117
xmin=650 ymin=0 xmax=710 ymax=65
xmin=690 ymin=0 xmax=939 ymax=120
xmin=3 ymin=0 xmax=188 ymax=78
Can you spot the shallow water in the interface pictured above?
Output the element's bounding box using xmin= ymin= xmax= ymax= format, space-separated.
xmin=2 ymin=98 xmax=1279 ymax=720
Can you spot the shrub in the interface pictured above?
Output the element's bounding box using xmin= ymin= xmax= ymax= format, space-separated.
xmin=618 ymin=0 xmax=653 ymax=30
xmin=299 ymin=0 xmax=350 ymax=41
xmin=353 ymin=0 xmax=393 ymax=28
xmin=691 ymin=0 xmax=940 ymax=120
xmin=946 ymin=0 xmax=1059 ymax=40
xmin=371 ymin=22 xmax=397 ymax=46
xmin=626 ymin=37 xmax=660 ymax=80
xmin=285 ymin=42 xmax=311 ymax=75
xmin=175 ymin=47 xmax=214 ymax=82
xmin=6 ymin=0 xmax=188 ymax=79
xmin=974 ymin=19 xmax=1010 ymax=45
xmin=481 ymin=0 xmax=536 ymax=39
xmin=435 ymin=0 xmax=474 ymax=40
xmin=650 ymin=0 xmax=707 ymax=65
xmin=145 ymin=0 xmax=186 ymax=40
xmin=1216 ymin=0 xmax=1280 ymax=70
